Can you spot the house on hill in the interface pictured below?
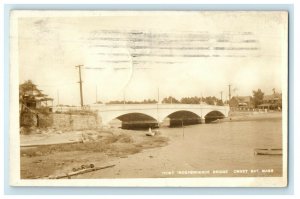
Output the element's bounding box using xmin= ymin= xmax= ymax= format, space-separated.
xmin=19 ymin=80 xmax=53 ymax=127
xmin=21 ymin=90 xmax=53 ymax=111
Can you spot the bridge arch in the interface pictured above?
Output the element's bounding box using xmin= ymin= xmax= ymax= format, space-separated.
xmin=116 ymin=112 xmax=158 ymax=123
xmin=163 ymin=110 xmax=201 ymax=119
xmin=204 ymin=110 xmax=225 ymax=123
xmin=204 ymin=110 xmax=226 ymax=117
xmin=99 ymin=111 xmax=159 ymax=126
xmin=115 ymin=112 xmax=159 ymax=129
xmin=160 ymin=110 xmax=202 ymax=126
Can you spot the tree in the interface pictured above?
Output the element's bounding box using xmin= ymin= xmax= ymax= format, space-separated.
xmin=19 ymin=80 xmax=46 ymax=111
xmin=180 ymin=96 xmax=201 ymax=104
xmin=162 ymin=96 xmax=180 ymax=104
xmin=19 ymin=80 xmax=45 ymax=102
xmin=143 ymin=99 xmax=157 ymax=104
xmin=204 ymin=96 xmax=218 ymax=105
xmin=107 ymin=99 xmax=157 ymax=104
xmin=216 ymin=99 xmax=224 ymax=106
xmin=252 ymin=89 xmax=264 ymax=108
xmin=229 ymin=96 xmax=239 ymax=107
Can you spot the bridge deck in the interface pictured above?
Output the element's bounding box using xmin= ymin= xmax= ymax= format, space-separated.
xmin=91 ymin=104 xmax=230 ymax=125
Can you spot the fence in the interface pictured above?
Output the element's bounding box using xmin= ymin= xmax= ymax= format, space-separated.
xmin=230 ymin=107 xmax=281 ymax=112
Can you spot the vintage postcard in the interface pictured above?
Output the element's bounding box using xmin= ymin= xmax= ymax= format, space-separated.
xmin=10 ymin=11 xmax=288 ymax=187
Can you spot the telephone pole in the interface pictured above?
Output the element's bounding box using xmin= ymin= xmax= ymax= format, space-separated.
xmin=201 ymin=92 xmax=203 ymax=104
xmin=57 ymin=90 xmax=60 ymax=106
xmin=75 ymin=65 xmax=84 ymax=107
xmin=228 ymin=84 xmax=232 ymax=101
xmin=157 ymin=88 xmax=160 ymax=104
xmin=123 ymin=91 xmax=125 ymax=104
xmin=220 ymin=91 xmax=223 ymax=102
xmin=96 ymin=85 xmax=98 ymax=103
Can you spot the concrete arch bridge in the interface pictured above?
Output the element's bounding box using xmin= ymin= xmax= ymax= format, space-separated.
xmin=92 ymin=104 xmax=230 ymax=127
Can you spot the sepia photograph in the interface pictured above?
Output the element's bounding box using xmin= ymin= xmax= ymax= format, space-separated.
xmin=10 ymin=10 xmax=288 ymax=187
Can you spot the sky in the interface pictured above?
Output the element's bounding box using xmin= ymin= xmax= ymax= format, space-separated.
xmin=17 ymin=11 xmax=288 ymax=106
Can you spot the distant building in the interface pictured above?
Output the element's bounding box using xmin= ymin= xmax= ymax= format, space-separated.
xmin=236 ymin=96 xmax=252 ymax=108
xmin=258 ymin=92 xmax=282 ymax=110
xmin=229 ymin=96 xmax=252 ymax=108
xmin=21 ymin=89 xmax=53 ymax=112
xmin=19 ymin=80 xmax=54 ymax=127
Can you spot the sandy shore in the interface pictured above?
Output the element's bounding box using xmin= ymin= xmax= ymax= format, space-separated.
xmin=20 ymin=128 xmax=169 ymax=179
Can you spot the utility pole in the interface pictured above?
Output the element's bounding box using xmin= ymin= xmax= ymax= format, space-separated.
xmin=220 ymin=91 xmax=223 ymax=102
xmin=156 ymin=88 xmax=160 ymax=126
xmin=96 ymin=85 xmax=98 ymax=103
xmin=75 ymin=65 xmax=84 ymax=107
xmin=201 ymin=92 xmax=204 ymax=104
xmin=228 ymin=84 xmax=232 ymax=101
xmin=57 ymin=90 xmax=60 ymax=106
xmin=157 ymin=88 xmax=160 ymax=104
xmin=123 ymin=91 xmax=125 ymax=104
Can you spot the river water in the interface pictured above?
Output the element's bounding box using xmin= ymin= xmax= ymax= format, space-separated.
xmin=152 ymin=116 xmax=283 ymax=177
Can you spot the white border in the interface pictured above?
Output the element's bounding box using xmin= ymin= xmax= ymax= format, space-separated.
xmin=9 ymin=10 xmax=288 ymax=188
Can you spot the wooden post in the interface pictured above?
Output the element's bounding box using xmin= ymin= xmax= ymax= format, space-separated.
xmin=181 ymin=119 xmax=184 ymax=138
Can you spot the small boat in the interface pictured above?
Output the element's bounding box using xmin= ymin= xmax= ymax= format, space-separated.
xmin=146 ymin=128 xmax=155 ymax=136
xmin=254 ymin=148 xmax=282 ymax=155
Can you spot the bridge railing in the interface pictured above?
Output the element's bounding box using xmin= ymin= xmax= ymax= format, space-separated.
xmin=93 ymin=103 xmax=230 ymax=112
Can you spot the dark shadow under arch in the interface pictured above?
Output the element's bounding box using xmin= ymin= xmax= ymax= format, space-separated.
xmin=205 ymin=111 xmax=225 ymax=123
xmin=164 ymin=110 xmax=201 ymax=127
xmin=115 ymin=112 xmax=158 ymax=130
